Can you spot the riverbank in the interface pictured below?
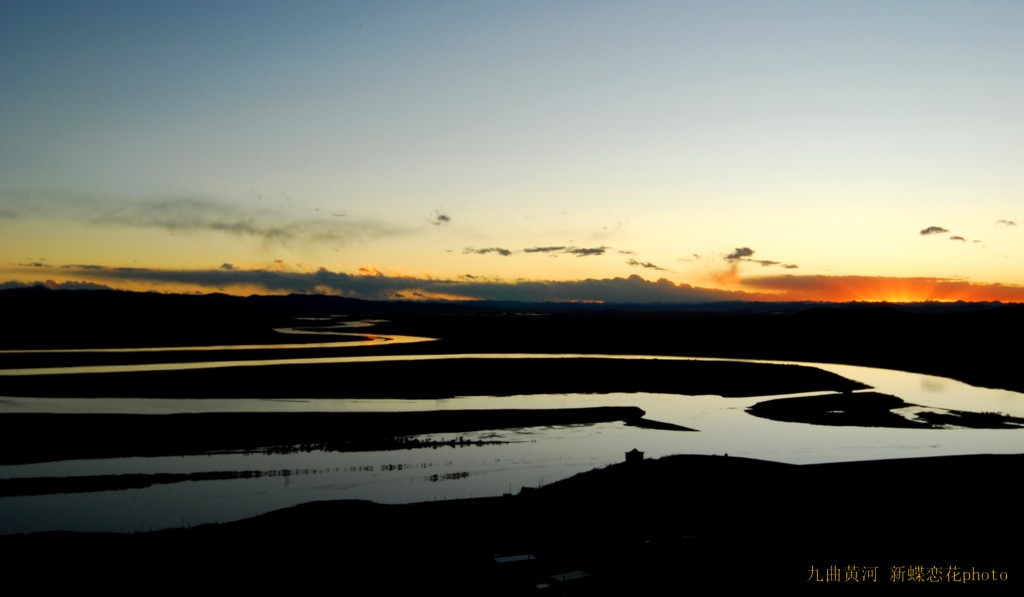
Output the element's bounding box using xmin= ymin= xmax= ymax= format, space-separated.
xmin=1 ymin=453 xmax=1017 ymax=594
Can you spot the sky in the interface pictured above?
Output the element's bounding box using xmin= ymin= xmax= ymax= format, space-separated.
xmin=2 ymin=0 xmax=1023 ymax=303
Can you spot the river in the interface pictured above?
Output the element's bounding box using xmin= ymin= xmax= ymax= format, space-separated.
xmin=0 ymin=322 xmax=1021 ymax=534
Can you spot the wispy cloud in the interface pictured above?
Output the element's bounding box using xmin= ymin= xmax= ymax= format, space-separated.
xmin=465 ymin=245 xmax=610 ymax=258
xmin=626 ymin=259 xmax=667 ymax=272
xmin=720 ymin=247 xmax=797 ymax=270
xmin=523 ymin=246 xmax=608 ymax=257
xmin=564 ymin=247 xmax=607 ymax=257
xmin=62 ymin=264 xmax=107 ymax=270
xmin=920 ymin=226 xmax=949 ymax=235
xmin=950 ymin=236 xmax=966 ymax=242
xmin=725 ymin=247 xmax=755 ymax=262
xmin=463 ymin=247 xmax=513 ymax=257
xmin=0 ymin=191 xmax=410 ymax=246
xmin=997 ymin=219 xmax=1017 ymax=227
xmin=429 ymin=210 xmax=451 ymax=226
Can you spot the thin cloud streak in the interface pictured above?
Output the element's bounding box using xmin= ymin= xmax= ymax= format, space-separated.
xmin=626 ymin=259 xmax=667 ymax=272
xmin=564 ymin=247 xmax=607 ymax=257
xmin=463 ymin=247 xmax=513 ymax=257
xmin=523 ymin=246 xmax=567 ymax=254
xmin=0 ymin=191 xmax=409 ymax=245
xmin=465 ymin=246 xmax=610 ymax=258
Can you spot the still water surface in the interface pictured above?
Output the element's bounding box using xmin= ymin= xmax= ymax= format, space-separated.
xmin=1 ymin=348 xmax=1021 ymax=534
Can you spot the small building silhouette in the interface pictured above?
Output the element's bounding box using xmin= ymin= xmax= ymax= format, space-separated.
xmin=625 ymin=448 xmax=644 ymax=464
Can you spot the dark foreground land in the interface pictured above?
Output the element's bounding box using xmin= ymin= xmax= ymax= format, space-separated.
xmin=1 ymin=453 xmax=1018 ymax=594
xmin=0 ymin=289 xmax=1021 ymax=593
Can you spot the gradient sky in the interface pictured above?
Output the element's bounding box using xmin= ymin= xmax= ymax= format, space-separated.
xmin=3 ymin=1 xmax=1023 ymax=302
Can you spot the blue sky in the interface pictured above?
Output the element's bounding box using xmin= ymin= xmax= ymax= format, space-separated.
xmin=3 ymin=1 xmax=1023 ymax=301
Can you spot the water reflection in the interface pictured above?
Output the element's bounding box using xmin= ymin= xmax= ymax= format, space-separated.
xmin=0 ymin=348 xmax=1021 ymax=534
xmin=1 ymin=354 xmax=1021 ymax=417
xmin=2 ymin=403 xmax=1020 ymax=534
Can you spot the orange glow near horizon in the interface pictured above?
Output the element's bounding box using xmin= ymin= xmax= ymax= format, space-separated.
xmin=7 ymin=267 xmax=1024 ymax=304
xmin=742 ymin=276 xmax=1024 ymax=304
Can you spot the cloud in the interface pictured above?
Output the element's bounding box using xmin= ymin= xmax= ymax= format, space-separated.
xmin=0 ymin=191 xmax=409 ymax=246
xmin=462 ymin=245 xmax=609 ymax=258
xmin=220 ymin=263 xmax=238 ymax=271
xmin=920 ymin=226 xmax=949 ymax=235
xmin=949 ymin=236 xmax=966 ymax=242
xmin=463 ymin=247 xmax=513 ymax=257
xmin=711 ymin=247 xmax=797 ymax=283
xmin=0 ymin=279 xmax=114 ymax=291
xmin=997 ymin=219 xmax=1017 ymax=226
xmin=62 ymin=264 xmax=107 ymax=270
xmin=565 ymin=247 xmax=607 ymax=257
xmin=46 ymin=265 xmax=776 ymax=303
xmin=429 ymin=210 xmax=451 ymax=226
xmin=726 ymin=247 xmax=755 ymax=261
xmin=42 ymin=279 xmax=115 ymax=291
xmin=17 ymin=262 xmax=49 ymax=268
xmin=523 ymin=246 xmax=607 ymax=257
xmin=626 ymin=259 xmax=667 ymax=272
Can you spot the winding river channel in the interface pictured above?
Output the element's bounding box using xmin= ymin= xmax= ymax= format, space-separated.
xmin=0 ymin=322 xmax=1021 ymax=534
